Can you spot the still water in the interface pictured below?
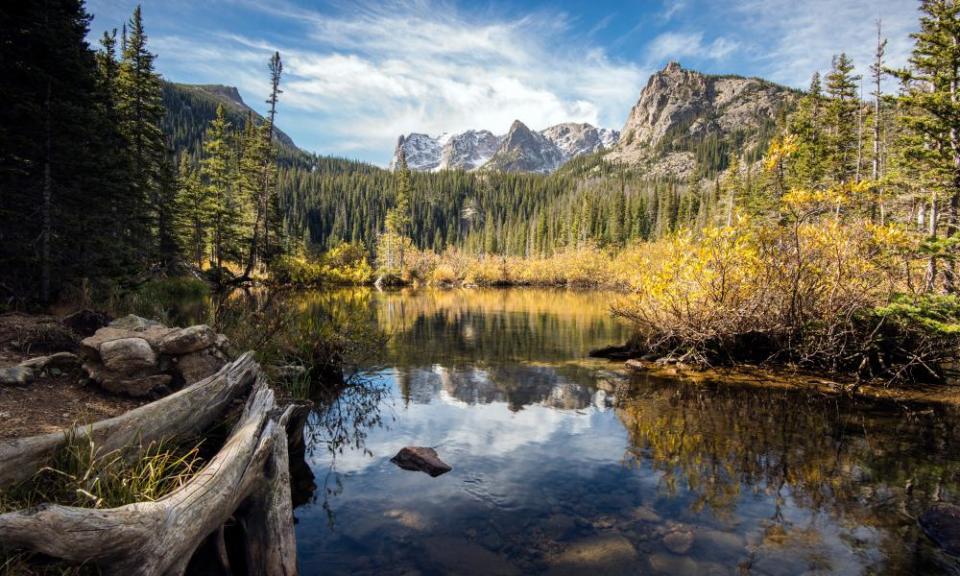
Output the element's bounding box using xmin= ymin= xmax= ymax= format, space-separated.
xmin=290 ymin=288 xmax=960 ymax=575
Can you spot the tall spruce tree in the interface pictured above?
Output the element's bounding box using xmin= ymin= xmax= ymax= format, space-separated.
xmin=117 ymin=5 xmax=166 ymax=265
xmin=0 ymin=0 xmax=131 ymax=302
xmin=825 ymin=53 xmax=861 ymax=185
xmin=895 ymin=0 xmax=960 ymax=292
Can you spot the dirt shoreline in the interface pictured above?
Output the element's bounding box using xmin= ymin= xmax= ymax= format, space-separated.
xmin=0 ymin=311 xmax=149 ymax=438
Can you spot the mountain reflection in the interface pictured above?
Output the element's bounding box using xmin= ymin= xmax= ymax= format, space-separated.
xmin=395 ymin=363 xmax=619 ymax=411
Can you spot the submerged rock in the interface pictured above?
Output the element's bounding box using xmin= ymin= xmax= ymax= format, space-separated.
xmin=546 ymin=533 xmax=639 ymax=576
xmin=921 ymin=503 xmax=960 ymax=555
xmin=662 ymin=529 xmax=694 ymax=554
xmin=390 ymin=446 xmax=452 ymax=477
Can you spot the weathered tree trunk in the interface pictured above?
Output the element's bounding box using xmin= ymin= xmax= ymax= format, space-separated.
xmin=0 ymin=352 xmax=259 ymax=487
xmin=0 ymin=378 xmax=299 ymax=576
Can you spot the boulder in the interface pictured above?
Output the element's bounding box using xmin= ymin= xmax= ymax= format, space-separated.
xmin=921 ymin=503 xmax=960 ymax=555
xmin=81 ymin=327 xmax=141 ymax=359
xmin=109 ymin=314 xmax=164 ymax=331
xmin=0 ymin=366 xmax=34 ymax=386
xmin=159 ymin=325 xmax=217 ymax=355
xmin=176 ymin=349 xmax=226 ymax=385
xmin=390 ymin=446 xmax=452 ymax=477
xmin=99 ymin=373 xmax=173 ymax=398
xmin=61 ymin=309 xmax=112 ymax=337
xmin=100 ymin=337 xmax=157 ymax=374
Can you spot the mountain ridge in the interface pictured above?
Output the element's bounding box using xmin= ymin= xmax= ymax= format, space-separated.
xmin=390 ymin=121 xmax=620 ymax=174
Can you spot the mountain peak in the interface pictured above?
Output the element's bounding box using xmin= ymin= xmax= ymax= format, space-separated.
xmin=390 ymin=121 xmax=619 ymax=174
xmin=607 ymin=65 xmax=796 ymax=177
xmin=663 ymin=61 xmax=682 ymax=73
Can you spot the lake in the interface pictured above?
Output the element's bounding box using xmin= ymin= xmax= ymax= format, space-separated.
xmin=284 ymin=288 xmax=960 ymax=575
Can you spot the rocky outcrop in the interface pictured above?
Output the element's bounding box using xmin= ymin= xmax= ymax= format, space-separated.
xmin=484 ymin=120 xmax=565 ymax=174
xmin=440 ymin=130 xmax=502 ymax=170
xmin=541 ymin=122 xmax=619 ymax=161
xmin=389 ymin=133 xmax=443 ymax=171
xmin=607 ymin=61 xmax=796 ymax=177
xmin=390 ymin=446 xmax=452 ymax=477
xmin=80 ymin=316 xmax=230 ymax=397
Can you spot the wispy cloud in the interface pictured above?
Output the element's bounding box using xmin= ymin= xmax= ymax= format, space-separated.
xmin=153 ymin=0 xmax=645 ymax=164
xmin=646 ymin=31 xmax=740 ymax=63
xmin=726 ymin=0 xmax=919 ymax=87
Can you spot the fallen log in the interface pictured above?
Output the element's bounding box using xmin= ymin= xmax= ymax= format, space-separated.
xmin=0 ymin=352 xmax=259 ymax=487
xmin=0 ymin=377 xmax=298 ymax=575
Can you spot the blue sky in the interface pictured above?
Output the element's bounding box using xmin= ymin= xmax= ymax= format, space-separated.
xmin=86 ymin=0 xmax=922 ymax=166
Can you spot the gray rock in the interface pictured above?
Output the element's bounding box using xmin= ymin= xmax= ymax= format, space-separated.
xmin=159 ymin=325 xmax=216 ymax=355
xmin=0 ymin=366 xmax=34 ymax=386
xmin=607 ymin=61 xmax=797 ymax=178
xmin=176 ymin=349 xmax=226 ymax=385
xmin=100 ymin=337 xmax=157 ymax=374
xmin=390 ymin=446 xmax=452 ymax=477
xmin=109 ymin=314 xmax=164 ymax=331
xmin=99 ymin=373 xmax=172 ymax=397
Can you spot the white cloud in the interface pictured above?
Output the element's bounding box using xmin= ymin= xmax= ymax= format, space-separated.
xmin=148 ymin=0 xmax=645 ymax=165
xmin=728 ymin=0 xmax=919 ymax=88
xmin=646 ymin=31 xmax=740 ymax=63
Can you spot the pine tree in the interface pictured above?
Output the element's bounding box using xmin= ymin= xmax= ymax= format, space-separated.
xmin=201 ymin=104 xmax=242 ymax=280
xmin=175 ymin=155 xmax=210 ymax=267
xmin=0 ymin=0 xmax=133 ymax=302
xmin=894 ymin=0 xmax=960 ymax=292
xmin=117 ymin=5 xmax=166 ymax=264
xmin=824 ymin=53 xmax=861 ymax=184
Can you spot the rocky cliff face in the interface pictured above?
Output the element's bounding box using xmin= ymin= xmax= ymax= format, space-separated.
xmin=440 ymin=130 xmax=501 ymax=170
xmin=607 ymin=62 xmax=796 ymax=177
xmin=483 ymin=120 xmax=566 ymax=174
xmin=541 ymin=122 xmax=619 ymax=161
xmin=389 ymin=133 xmax=442 ymax=171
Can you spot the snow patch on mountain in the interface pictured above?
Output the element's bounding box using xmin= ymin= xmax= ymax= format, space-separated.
xmin=390 ymin=122 xmax=619 ymax=173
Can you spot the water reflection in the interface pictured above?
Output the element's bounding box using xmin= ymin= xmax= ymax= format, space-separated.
xmin=289 ymin=288 xmax=960 ymax=575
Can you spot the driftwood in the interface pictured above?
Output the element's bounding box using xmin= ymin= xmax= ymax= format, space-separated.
xmin=0 ymin=375 xmax=299 ymax=575
xmin=0 ymin=352 xmax=259 ymax=487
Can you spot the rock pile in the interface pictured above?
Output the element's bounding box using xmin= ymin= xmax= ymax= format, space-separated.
xmin=80 ymin=315 xmax=231 ymax=397
xmin=0 ymin=352 xmax=80 ymax=386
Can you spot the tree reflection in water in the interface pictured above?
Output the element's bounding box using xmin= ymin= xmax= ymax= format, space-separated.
xmin=617 ymin=372 xmax=960 ymax=573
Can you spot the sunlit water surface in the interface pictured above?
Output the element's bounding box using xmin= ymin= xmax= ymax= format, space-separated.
xmin=287 ymin=288 xmax=960 ymax=576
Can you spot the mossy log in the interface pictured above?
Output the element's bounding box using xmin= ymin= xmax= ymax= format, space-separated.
xmin=0 ymin=355 xmax=305 ymax=575
xmin=0 ymin=352 xmax=259 ymax=488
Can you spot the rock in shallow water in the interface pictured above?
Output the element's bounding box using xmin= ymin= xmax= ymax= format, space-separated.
xmin=390 ymin=446 xmax=452 ymax=477
xmin=921 ymin=502 xmax=960 ymax=555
